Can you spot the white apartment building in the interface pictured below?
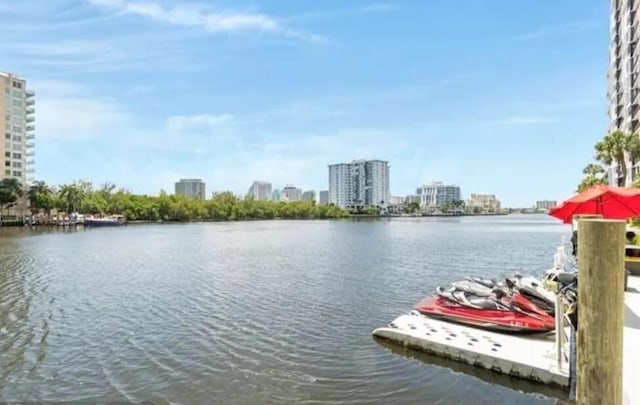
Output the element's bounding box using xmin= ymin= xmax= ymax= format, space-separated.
xmin=282 ymin=185 xmax=302 ymax=201
xmin=328 ymin=159 xmax=390 ymax=209
xmin=247 ymin=180 xmax=272 ymax=201
xmin=302 ymin=190 xmax=316 ymax=202
xmin=318 ymin=190 xmax=329 ymax=205
xmin=608 ymin=0 xmax=640 ymax=185
xmin=1 ymin=72 xmax=35 ymax=187
xmin=175 ymin=178 xmax=206 ymax=200
xmin=416 ymin=182 xmax=461 ymax=207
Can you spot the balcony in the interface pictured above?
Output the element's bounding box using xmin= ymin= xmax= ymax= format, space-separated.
xmin=25 ymin=134 xmax=35 ymax=140
xmin=25 ymin=89 xmax=35 ymax=97
xmin=25 ymin=116 xmax=34 ymax=123
xmin=25 ymin=160 xmax=35 ymax=166
xmin=25 ymin=168 xmax=35 ymax=173
xmin=25 ymin=151 xmax=35 ymax=157
xmin=25 ymin=99 xmax=35 ymax=106
xmin=25 ymin=143 xmax=35 ymax=149
xmin=25 ymin=125 xmax=34 ymax=132
xmin=26 ymin=107 xmax=35 ymax=114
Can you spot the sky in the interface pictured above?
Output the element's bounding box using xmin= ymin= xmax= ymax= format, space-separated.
xmin=0 ymin=0 xmax=610 ymax=207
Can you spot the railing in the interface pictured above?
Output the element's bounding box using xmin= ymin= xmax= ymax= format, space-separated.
xmin=25 ymin=99 xmax=35 ymax=106
xmin=25 ymin=134 xmax=35 ymax=140
xmin=25 ymin=143 xmax=35 ymax=148
xmin=25 ymin=125 xmax=35 ymax=132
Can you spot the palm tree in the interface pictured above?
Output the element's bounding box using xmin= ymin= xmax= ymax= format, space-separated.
xmin=28 ymin=180 xmax=54 ymax=216
xmin=595 ymin=130 xmax=640 ymax=186
xmin=58 ymin=183 xmax=84 ymax=213
xmin=0 ymin=178 xmax=23 ymax=212
xmin=576 ymin=163 xmax=608 ymax=192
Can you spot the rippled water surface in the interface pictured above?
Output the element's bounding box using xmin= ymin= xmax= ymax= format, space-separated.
xmin=0 ymin=214 xmax=570 ymax=404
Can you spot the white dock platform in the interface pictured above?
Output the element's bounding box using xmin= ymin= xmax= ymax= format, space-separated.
xmin=373 ymin=312 xmax=570 ymax=387
xmin=374 ymin=275 xmax=640 ymax=403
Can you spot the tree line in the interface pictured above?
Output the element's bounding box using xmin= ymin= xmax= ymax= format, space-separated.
xmin=0 ymin=179 xmax=351 ymax=221
xmin=577 ymin=130 xmax=640 ymax=192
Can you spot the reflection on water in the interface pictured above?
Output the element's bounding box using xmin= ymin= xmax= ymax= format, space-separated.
xmin=0 ymin=214 xmax=569 ymax=404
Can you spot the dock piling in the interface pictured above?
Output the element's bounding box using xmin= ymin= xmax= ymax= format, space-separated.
xmin=576 ymin=218 xmax=625 ymax=405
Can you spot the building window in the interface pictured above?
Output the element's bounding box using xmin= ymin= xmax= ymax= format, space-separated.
xmin=4 ymin=161 xmax=9 ymax=167
xmin=13 ymin=135 xmax=21 ymax=142
xmin=12 ymin=162 xmax=21 ymax=168
xmin=4 ymin=133 xmax=9 ymax=139
xmin=4 ymin=152 xmax=9 ymax=158
xmin=12 ymin=170 xmax=21 ymax=177
xmin=12 ymin=153 xmax=21 ymax=159
xmin=5 ymin=170 xmax=10 ymax=176
xmin=12 ymin=81 xmax=22 ymax=89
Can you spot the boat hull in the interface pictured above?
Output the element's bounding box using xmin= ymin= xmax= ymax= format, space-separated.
xmin=414 ymin=296 xmax=555 ymax=334
xmin=84 ymin=219 xmax=125 ymax=227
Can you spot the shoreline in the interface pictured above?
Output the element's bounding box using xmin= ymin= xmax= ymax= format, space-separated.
xmin=2 ymin=211 xmax=538 ymax=228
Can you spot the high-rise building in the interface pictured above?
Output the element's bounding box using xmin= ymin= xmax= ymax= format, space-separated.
xmin=535 ymin=200 xmax=558 ymax=210
xmin=416 ymin=182 xmax=461 ymax=207
xmin=302 ymin=190 xmax=316 ymax=202
xmin=608 ymin=1 xmax=640 ymax=185
xmin=247 ymin=181 xmax=272 ymax=201
xmin=174 ymin=178 xmax=206 ymax=200
xmin=318 ymin=190 xmax=329 ymax=205
xmin=272 ymin=189 xmax=281 ymax=202
xmin=282 ymin=185 xmax=302 ymax=201
xmin=1 ymin=71 xmax=35 ymax=187
xmin=328 ymin=159 xmax=390 ymax=209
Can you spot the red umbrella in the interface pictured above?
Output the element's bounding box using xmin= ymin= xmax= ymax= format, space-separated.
xmin=549 ymin=185 xmax=640 ymax=224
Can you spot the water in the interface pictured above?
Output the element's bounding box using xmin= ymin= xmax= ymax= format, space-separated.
xmin=0 ymin=214 xmax=570 ymax=404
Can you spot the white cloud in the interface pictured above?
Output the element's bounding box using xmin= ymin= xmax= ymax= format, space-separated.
xmin=32 ymin=80 xmax=131 ymax=140
xmin=87 ymin=0 xmax=322 ymax=41
xmin=484 ymin=116 xmax=556 ymax=125
xmin=166 ymin=113 xmax=235 ymax=132
xmin=513 ymin=19 xmax=597 ymax=42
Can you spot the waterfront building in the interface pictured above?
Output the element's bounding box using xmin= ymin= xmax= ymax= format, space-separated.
xmin=302 ymin=190 xmax=316 ymax=202
xmin=175 ymin=178 xmax=206 ymax=200
xmin=535 ymin=200 xmax=558 ymax=210
xmin=247 ymin=181 xmax=272 ymax=201
xmin=416 ymin=182 xmax=461 ymax=207
xmin=318 ymin=190 xmax=329 ymax=205
xmin=607 ymin=1 xmax=640 ymax=186
xmin=467 ymin=193 xmax=501 ymax=212
xmin=328 ymin=159 xmax=390 ymax=209
xmin=282 ymin=185 xmax=302 ymax=201
xmin=0 ymin=71 xmax=35 ymax=186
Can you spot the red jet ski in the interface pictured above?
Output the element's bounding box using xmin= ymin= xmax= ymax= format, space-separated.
xmin=414 ymin=289 xmax=556 ymax=334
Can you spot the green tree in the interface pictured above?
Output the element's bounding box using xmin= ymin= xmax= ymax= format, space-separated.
xmin=28 ymin=180 xmax=56 ymax=215
xmin=0 ymin=178 xmax=23 ymax=211
xmin=58 ymin=183 xmax=85 ymax=213
xmin=594 ymin=130 xmax=640 ymax=186
xmin=27 ymin=181 xmax=352 ymax=222
xmin=576 ymin=163 xmax=608 ymax=192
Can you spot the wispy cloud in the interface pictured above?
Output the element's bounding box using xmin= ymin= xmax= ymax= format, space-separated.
xmin=34 ymin=80 xmax=132 ymax=140
xmin=289 ymin=3 xmax=396 ymax=22
xmin=513 ymin=19 xmax=598 ymax=42
xmin=87 ymin=0 xmax=325 ymax=42
xmin=485 ymin=116 xmax=556 ymax=125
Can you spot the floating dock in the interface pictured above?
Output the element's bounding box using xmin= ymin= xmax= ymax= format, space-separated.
xmin=373 ymin=275 xmax=640 ymax=403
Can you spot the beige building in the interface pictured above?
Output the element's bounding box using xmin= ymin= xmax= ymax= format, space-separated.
xmin=1 ymin=72 xmax=35 ymax=186
xmin=466 ymin=194 xmax=501 ymax=212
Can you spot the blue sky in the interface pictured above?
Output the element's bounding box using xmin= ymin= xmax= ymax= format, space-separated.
xmin=0 ymin=0 xmax=609 ymax=207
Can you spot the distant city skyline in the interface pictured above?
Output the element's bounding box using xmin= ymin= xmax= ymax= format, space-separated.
xmin=0 ymin=0 xmax=609 ymax=207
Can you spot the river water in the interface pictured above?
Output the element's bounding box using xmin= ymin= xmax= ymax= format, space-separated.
xmin=0 ymin=214 xmax=570 ymax=404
